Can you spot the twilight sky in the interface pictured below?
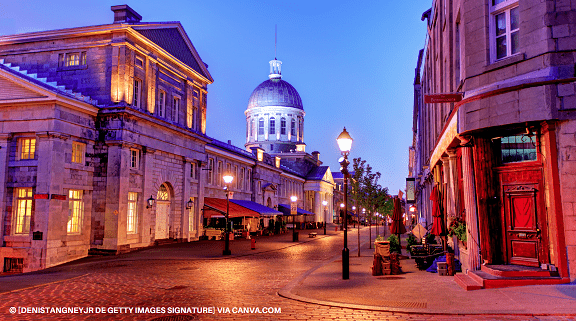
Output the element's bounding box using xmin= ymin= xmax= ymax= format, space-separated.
xmin=0 ymin=0 xmax=431 ymax=194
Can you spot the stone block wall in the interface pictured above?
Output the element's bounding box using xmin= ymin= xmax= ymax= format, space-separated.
xmin=558 ymin=119 xmax=576 ymax=281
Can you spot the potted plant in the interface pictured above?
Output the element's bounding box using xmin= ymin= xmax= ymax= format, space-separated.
xmin=448 ymin=217 xmax=467 ymax=246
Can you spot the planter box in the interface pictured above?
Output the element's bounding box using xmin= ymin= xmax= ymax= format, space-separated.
xmin=374 ymin=241 xmax=390 ymax=257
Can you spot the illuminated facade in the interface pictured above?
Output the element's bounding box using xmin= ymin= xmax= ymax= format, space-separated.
xmin=0 ymin=5 xmax=334 ymax=273
xmin=410 ymin=0 xmax=576 ymax=286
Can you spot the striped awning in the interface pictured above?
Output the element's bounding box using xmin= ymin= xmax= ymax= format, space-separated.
xmin=203 ymin=197 xmax=260 ymax=218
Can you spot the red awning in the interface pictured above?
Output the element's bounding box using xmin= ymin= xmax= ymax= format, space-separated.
xmin=203 ymin=197 xmax=260 ymax=218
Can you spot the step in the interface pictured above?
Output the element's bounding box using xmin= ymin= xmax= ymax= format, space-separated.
xmin=469 ymin=270 xmax=567 ymax=289
xmin=482 ymin=264 xmax=555 ymax=278
xmin=454 ymin=273 xmax=483 ymax=291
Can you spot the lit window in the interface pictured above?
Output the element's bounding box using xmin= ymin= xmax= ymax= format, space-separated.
xmin=80 ymin=52 xmax=87 ymax=65
xmin=218 ymin=161 xmax=223 ymax=186
xmin=13 ymin=188 xmax=33 ymax=235
xmin=67 ymin=189 xmax=84 ymax=234
xmin=127 ymin=192 xmax=138 ymax=234
xmin=65 ymin=53 xmax=79 ymax=67
xmin=499 ymin=134 xmax=537 ymax=163
xmin=158 ymin=90 xmax=166 ymax=118
xmin=173 ymin=97 xmax=180 ymax=123
xmin=269 ymin=117 xmax=275 ymax=135
xmin=491 ymin=0 xmax=519 ymax=61
xmin=133 ymin=78 xmax=142 ymax=108
xmin=281 ymin=118 xmax=286 ymax=135
xmin=130 ymin=149 xmax=140 ymax=169
xmin=72 ymin=142 xmax=85 ymax=164
xmin=19 ymin=138 xmax=36 ymax=160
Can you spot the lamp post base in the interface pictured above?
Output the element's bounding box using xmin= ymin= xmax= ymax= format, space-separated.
xmin=342 ymin=247 xmax=349 ymax=279
xmin=223 ymin=249 xmax=231 ymax=256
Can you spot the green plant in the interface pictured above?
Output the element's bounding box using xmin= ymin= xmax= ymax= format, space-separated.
xmin=406 ymin=233 xmax=417 ymax=253
xmin=448 ymin=218 xmax=467 ymax=243
xmin=387 ymin=234 xmax=401 ymax=254
xmin=425 ymin=233 xmax=437 ymax=245
xmin=376 ymin=235 xmax=386 ymax=242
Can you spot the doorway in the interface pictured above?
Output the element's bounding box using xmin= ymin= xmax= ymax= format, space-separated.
xmin=155 ymin=183 xmax=171 ymax=240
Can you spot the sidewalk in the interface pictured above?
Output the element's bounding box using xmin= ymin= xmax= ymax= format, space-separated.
xmin=278 ymin=235 xmax=576 ymax=316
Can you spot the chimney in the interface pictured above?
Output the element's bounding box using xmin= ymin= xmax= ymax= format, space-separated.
xmin=111 ymin=5 xmax=142 ymax=24
xmin=312 ymin=151 xmax=320 ymax=161
xmin=228 ymin=140 xmax=232 ymax=145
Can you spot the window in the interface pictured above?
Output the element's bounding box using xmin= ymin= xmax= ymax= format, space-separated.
xmin=173 ymin=96 xmax=180 ymax=123
xmin=208 ymin=158 xmax=214 ymax=184
xmin=298 ymin=118 xmax=303 ymax=139
xmin=291 ymin=119 xmax=296 ymax=136
xmin=217 ymin=161 xmax=223 ymax=186
xmin=133 ymin=78 xmax=142 ymax=108
xmin=258 ymin=118 xmax=265 ymax=135
xmin=499 ymin=134 xmax=537 ymax=163
xmin=67 ymin=189 xmax=83 ymax=234
xmin=65 ymin=53 xmax=79 ymax=67
xmin=127 ymin=192 xmax=138 ymax=234
xmin=130 ymin=149 xmax=140 ymax=169
xmin=191 ymin=162 xmax=196 ymax=179
xmin=80 ymin=52 xmax=87 ymax=66
xmin=19 ymin=138 xmax=35 ymax=160
xmin=281 ymin=118 xmax=286 ymax=135
xmin=234 ymin=165 xmax=238 ymax=188
xmin=158 ymin=90 xmax=166 ymax=118
xmin=250 ymin=119 xmax=254 ymax=138
xmin=269 ymin=117 xmax=275 ymax=135
xmin=240 ymin=167 xmax=245 ymax=190
xmin=491 ymin=0 xmax=519 ymax=61
xmin=135 ymin=57 xmax=144 ymax=68
xmin=247 ymin=169 xmax=252 ymax=191
xmin=72 ymin=142 xmax=85 ymax=164
xmin=13 ymin=188 xmax=33 ymax=235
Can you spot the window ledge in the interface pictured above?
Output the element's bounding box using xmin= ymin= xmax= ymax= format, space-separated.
xmin=57 ymin=65 xmax=88 ymax=72
xmin=485 ymin=53 xmax=525 ymax=73
xmin=8 ymin=159 xmax=38 ymax=167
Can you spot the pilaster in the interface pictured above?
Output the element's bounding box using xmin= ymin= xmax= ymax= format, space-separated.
xmin=460 ymin=136 xmax=481 ymax=272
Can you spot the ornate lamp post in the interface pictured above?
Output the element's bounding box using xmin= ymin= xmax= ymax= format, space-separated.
xmin=223 ymin=173 xmax=234 ymax=256
xmin=337 ymin=127 xmax=353 ymax=280
xmin=322 ymin=200 xmax=328 ymax=235
xmin=291 ymin=195 xmax=298 ymax=242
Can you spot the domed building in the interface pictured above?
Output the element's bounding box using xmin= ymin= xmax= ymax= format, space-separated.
xmin=245 ymin=59 xmax=306 ymax=154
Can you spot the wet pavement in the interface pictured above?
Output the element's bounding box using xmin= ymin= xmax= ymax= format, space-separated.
xmin=1 ymin=224 xmax=575 ymax=320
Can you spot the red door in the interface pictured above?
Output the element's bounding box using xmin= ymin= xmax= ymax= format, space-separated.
xmin=503 ymin=185 xmax=542 ymax=267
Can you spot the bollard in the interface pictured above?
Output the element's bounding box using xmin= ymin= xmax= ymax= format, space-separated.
xmin=251 ymin=238 xmax=256 ymax=250
xmin=335 ymin=226 xmax=338 ymax=232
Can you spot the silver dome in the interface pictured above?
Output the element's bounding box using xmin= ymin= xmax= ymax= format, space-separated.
xmin=247 ymin=79 xmax=303 ymax=110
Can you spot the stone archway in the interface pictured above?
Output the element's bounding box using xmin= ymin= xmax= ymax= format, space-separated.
xmin=155 ymin=183 xmax=172 ymax=240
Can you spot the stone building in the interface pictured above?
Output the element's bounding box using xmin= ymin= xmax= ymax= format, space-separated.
xmin=410 ymin=0 xmax=576 ymax=287
xmin=0 ymin=5 xmax=334 ymax=273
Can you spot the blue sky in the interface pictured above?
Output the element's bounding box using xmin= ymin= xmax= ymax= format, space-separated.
xmin=0 ymin=0 xmax=431 ymax=194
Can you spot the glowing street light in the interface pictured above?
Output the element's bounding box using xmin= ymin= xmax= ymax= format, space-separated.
xmin=223 ymin=173 xmax=234 ymax=256
xmin=337 ymin=127 xmax=353 ymax=280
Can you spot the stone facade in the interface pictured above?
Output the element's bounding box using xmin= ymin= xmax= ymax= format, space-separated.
xmin=0 ymin=5 xmax=334 ymax=274
xmin=410 ymin=0 xmax=576 ymax=282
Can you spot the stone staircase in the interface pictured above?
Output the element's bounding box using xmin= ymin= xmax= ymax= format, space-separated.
xmin=455 ymin=264 xmax=569 ymax=290
xmin=0 ymin=58 xmax=99 ymax=106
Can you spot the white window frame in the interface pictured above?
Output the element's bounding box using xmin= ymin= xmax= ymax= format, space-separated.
xmin=173 ymin=95 xmax=180 ymax=123
xmin=13 ymin=188 xmax=33 ymax=235
xmin=269 ymin=117 xmax=275 ymax=135
xmin=133 ymin=78 xmax=142 ymax=108
xmin=67 ymin=189 xmax=84 ymax=234
xmin=130 ymin=148 xmax=140 ymax=169
xmin=127 ymin=192 xmax=138 ymax=234
xmin=18 ymin=137 xmax=36 ymax=160
xmin=65 ymin=53 xmax=80 ymax=67
xmin=490 ymin=0 xmax=520 ymax=63
xmin=158 ymin=90 xmax=166 ymax=118
xmin=72 ymin=142 xmax=85 ymax=164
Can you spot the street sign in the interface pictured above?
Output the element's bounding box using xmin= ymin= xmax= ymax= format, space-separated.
xmin=424 ymin=93 xmax=463 ymax=103
xmin=291 ymin=202 xmax=297 ymax=215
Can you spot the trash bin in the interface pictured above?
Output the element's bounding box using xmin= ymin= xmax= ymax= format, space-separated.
xmin=292 ymin=231 xmax=299 ymax=242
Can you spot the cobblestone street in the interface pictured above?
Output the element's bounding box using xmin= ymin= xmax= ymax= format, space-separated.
xmin=1 ymin=229 xmax=575 ymax=320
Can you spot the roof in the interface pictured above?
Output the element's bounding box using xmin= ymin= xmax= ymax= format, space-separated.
xmin=306 ymin=166 xmax=329 ymax=180
xmin=247 ymin=79 xmax=303 ymax=110
xmin=135 ymin=27 xmax=211 ymax=80
xmin=277 ymin=204 xmax=315 ymax=216
xmin=332 ymin=171 xmax=355 ymax=180
xmin=208 ymin=138 xmax=256 ymax=159
xmin=230 ymin=200 xmax=282 ymax=216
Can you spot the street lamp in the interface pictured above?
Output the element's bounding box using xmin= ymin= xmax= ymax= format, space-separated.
xmin=322 ymin=200 xmax=328 ymax=235
xmin=340 ymin=203 xmax=344 ymax=227
xmin=146 ymin=195 xmax=155 ymax=209
xmin=223 ymin=173 xmax=234 ymax=256
xmin=337 ymin=127 xmax=352 ymax=280
xmin=352 ymin=206 xmax=356 ymax=228
xmin=291 ymin=195 xmax=298 ymax=242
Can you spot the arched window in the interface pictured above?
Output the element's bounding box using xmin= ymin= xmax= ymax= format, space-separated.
xmin=258 ymin=118 xmax=264 ymax=135
xmin=269 ymin=117 xmax=275 ymax=135
xmin=157 ymin=184 xmax=170 ymax=201
xmin=281 ymin=118 xmax=286 ymax=135
xmin=298 ymin=117 xmax=303 ymax=140
xmin=291 ymin=119 xmax=296 ymax=136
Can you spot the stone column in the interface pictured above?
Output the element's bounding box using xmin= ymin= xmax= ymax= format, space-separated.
xmin=314 ymin=191 xmax=322 ymax=222
xmin=103 ymin=143 xmax=129 ymax=250
xmin=460 ymin=136 xmax=481 ymax=272
xmin=0 ymin=134 xmax=10 ymax=242
xmin=182 ymin=157 xmax=192 ymax=241
xmin=141 ymin=147 xmax=156 ymax=245
xmin=196 ymin=159 xmax=207 ymax=240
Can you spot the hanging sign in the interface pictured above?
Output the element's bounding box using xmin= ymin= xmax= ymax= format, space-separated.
xmin=424 ymin=93 xmax=463 ymax=103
